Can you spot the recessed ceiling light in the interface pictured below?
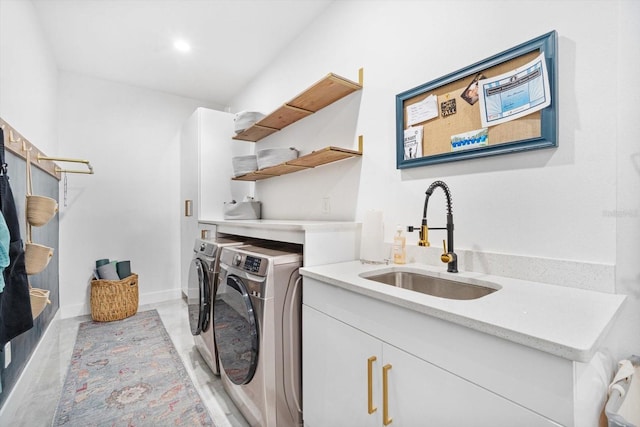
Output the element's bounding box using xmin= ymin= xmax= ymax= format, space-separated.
xmin=173 ymin=39 xmax=191 ymax=53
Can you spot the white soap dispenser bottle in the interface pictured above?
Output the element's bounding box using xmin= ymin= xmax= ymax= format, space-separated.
xmin=393 ymin=225 xmax=406 ymax=264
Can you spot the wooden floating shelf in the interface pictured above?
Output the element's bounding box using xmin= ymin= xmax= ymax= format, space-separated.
xmin=233 ymin=71 xmax=363 ymax=142
xmin=233 ymin=124 xmax=279 ymax=142
xmin=232 ymin=171 xmax=276 ymax=181
xmin=288 ymin=146 xmax=361 ymax=168
xmin=232 ymin=146 xmax=362 ymax=182
xmin=258 ymin=105 xmax=311 ymax=130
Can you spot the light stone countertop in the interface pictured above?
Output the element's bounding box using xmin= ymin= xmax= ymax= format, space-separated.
xmin=300 ymin=261 xmax=626 ymax=362
xmin=200 ymin=219 xmax=360 ymax=231
xmin=200 ymin=219 xmax=360 ymax=244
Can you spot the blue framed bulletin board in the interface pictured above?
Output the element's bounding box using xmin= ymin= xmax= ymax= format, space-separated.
xmin=396 ymin=30 xmax=558 ymax=169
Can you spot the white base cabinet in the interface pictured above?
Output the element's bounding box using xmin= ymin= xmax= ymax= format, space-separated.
xmin=301 ymin=276 xmax=603 ymax=427
xmin=303 ymin=305 xmax=560 ymax=427
xmin=303 ymin=304 xmax=379 ymax=427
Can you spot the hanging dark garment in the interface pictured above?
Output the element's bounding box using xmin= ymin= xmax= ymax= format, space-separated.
xmin=0 ymin=128 xmax=33 ymax=347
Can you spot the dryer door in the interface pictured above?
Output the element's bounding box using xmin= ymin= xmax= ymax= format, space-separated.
xmin=187 ymin=258 xmax=211 ymax=336
xmin=214 ymin=274 xmax=259 ymax=385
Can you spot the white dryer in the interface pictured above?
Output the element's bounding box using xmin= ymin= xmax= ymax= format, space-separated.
xmin=214 ymin=244 xmax=303 ymax=427
xmin=187 ymin=237 xmax=245 ymax=375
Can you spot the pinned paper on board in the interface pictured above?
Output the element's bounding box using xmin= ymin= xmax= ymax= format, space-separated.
xmin=404 ymin=126 xmax=423 ymax=159
xmin=478 ymin=52 xmax=551 ymax=127
xmin=451 ymin=128 xmax=488 ymax=152
xmin=406 ymin=94 xmax=438 ymax=126
xmin=440 ymin=98 xmax=457 ymax=117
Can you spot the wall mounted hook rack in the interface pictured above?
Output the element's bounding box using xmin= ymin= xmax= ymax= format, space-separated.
xmin=1 ymin=117 xmax=94 ymax=179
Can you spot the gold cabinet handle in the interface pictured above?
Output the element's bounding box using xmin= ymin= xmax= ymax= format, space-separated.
xmin=383 ymin=364 xmax=393 ymax=425
xmin=184 ymin=199 xmax=193 ymax=217
xmin=367 ymin=356 xmax=377 ymax=414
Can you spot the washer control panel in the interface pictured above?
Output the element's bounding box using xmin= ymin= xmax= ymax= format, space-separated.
xmin=233 ymin=253 xmax=242 ymax=267
xmin=220 ymin=247 xmax=269 ymax=277
xmin=193 ymin=238 xmax=217 ymax=257
xmin=232 ymin=253 xmax=261 ymax=271
xmin=244 ymin=255 xmax=262 ymax=273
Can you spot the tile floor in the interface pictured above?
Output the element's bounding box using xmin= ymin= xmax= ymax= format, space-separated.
xmin=0 ymin=298 xmax=249 ymax=426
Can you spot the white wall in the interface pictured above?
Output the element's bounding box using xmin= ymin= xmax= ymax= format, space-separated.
xmin=611 ymin=0 xmax=640 ymax=362
xmin=230 ymin=1 xmax=640 ymax=360
xmin=0 ymin=0 xmax=233 ymax=320
xmin=56 ymin=71 xmax=221 ymax=317
xmin=2 ymin=0 xmax=637 ymax=360
xmin=0 ymin=0 xmax=58 ymax=154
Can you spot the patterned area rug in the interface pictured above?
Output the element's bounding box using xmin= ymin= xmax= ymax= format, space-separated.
xmin=53 ymin=310 xmax=214 ymax=426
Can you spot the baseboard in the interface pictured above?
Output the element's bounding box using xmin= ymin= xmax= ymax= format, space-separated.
xmin=139 ymin=288 xmax=183 ymax=306
xmin=59 ymin=288 xmax=183 ymax=319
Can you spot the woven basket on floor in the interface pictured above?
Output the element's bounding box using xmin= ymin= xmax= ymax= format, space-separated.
xmin=90 ymin=273 xmax=139 ymax=322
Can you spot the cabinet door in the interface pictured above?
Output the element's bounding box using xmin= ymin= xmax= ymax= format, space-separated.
xmin=180 ymin=110 xmax=199 ymax=295
xmin=383 ymin=344 xmax=561 ymax=427
xmin=198 ymin=108 xmax=250 ymax=219
xmin=302 ymin=302 xmax=560 ymax=427
xmin=302 ymin=305 xmax=380 ymax=427
xmin=179 ymin=108 xmax=248 ymax=295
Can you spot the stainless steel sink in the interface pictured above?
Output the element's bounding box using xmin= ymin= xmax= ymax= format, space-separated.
xmin=360 ymin=270 xmax=498 ymax=300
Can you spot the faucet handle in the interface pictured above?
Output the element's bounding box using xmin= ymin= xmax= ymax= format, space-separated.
xmin=441 ymin=239 xmax=454 ymax=263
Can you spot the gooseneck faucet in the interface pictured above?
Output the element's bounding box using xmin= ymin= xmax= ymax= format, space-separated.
xmin=407 ymin=180 xmax=458 ymax=273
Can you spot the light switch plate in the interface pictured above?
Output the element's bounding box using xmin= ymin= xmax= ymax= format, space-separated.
xmin=322 ymin=197 xmax=331 ymax=214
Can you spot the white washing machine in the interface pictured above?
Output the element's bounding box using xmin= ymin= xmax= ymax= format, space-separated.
xmin=214 ymin=244 xmax=303 ymax=427
xmin=187 ymin=237 xmax=245 ymax=375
